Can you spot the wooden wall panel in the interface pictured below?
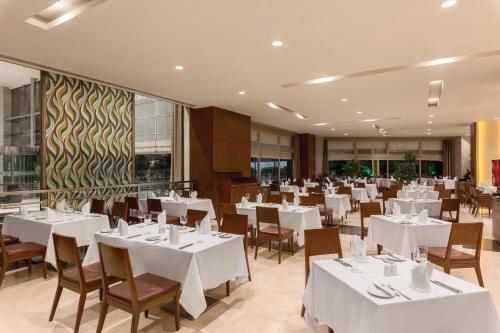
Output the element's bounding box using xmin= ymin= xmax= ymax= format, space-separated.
xmin=299 ymin=133 xmax=316 ymax=179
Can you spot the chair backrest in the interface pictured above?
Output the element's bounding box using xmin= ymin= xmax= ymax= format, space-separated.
xmin=356 ymin=182 xmax=366 ymax=188
xmin=434 ymin=183 xmax=445 ymax=192
xmin=299 ymin=195 xmax=316 ymax=206
xmin=259 ymin=187 xmax=269 ymax=202
xmin=216 ymin=203 xmax=237 ymax=227
xmin=281 ymin=192 xmax=295 ymax=202
xmin=269 ymin=183 xmax=280 ymax=192
xmin=98 ymin=242 xmax=138 ymax=307
xmin=186 ymin=209 xmax=208 ymax=228
xmin=360 ymin=202 xmax=382 ymax=231
xmin=90 ymin=199 xmax=105 ymax=215
xmin=311 ymin=192 xmax=326 ymax=209
xmin=267 ymin=193 xmax=282 ymax=204
xmin=337 ymin=186 xmax=352 ymax=196
xmin=438 ymin=189 xmax=452 ymax=199
xmin=255 ymin=206 xmax=280 ymax=234
xmin=221 ymin=213 xmax=249 ymax=247
xmin=124 ymin=196 xmax=140 ymax=211
xmin=147 ymin=198 xmax=163 ymax=213
xmin=445 ymin=223 xmax=483 ymax=259
xmin=440 ymin=198 xmax=460 ymax=222
xmin=334 ymin=181 xmax=344 ymax=188
xmin=304 ymin=228 xmax=342 ymax=282
xmin=52 ymin=233 xmax=85 ymax=285
xmin=111 ymin=201 xmax=128 ymax=221
xmin=476 ymin=194 xmax=492 ymax=206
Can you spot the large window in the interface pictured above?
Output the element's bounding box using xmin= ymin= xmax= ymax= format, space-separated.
xmin=279 ymin=159 xmax=293 ymax=179
xmin=0 ymin=61 xmax=41 ymax=192
xmin=328 ymin=160 xmax=347 ymax=177
xmin=134 ymin=95 xmax=173 ymax=182
xmin=260 ymin=158 xmax=278 ymax=183
xmin=421 ymin=160 xmax=443 ymax=178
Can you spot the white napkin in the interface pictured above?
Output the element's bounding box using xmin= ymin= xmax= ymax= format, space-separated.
xmin=390 ymin=176 xmax=395 ymax=180
xmin=282 ymin=199 xmax=289 ymax=210
xmin=410 ymin=202 xmax=417 ymax=215
xmin=393 ymin=203 xmax=401 ymax=216
xmin=169 ymin=190 xmax=175 ymax=198
xmin=454 ymin=176 xmax=458 ymax=180
xmin=293 ymin=178 xmax=297 ymax=182
xmin=434 ymin=176 xmax=437 ymax=179
xmin=158 ymin=210 xmax=166 ymax=226
xmin=256 ymin=193 xmax=263 ymax=204
xmin=200 ymin=215 xmax=211 ymax=234
xmin=293 ymin=186 xmax=300 ymax=196
xmin=55 ymin=199 xmax=66 ymax=212
xmin=169 ymin=225 xmax=180 ymax=245
xmin=174 ymin=193 xmax=181 ymax=202
xmin=47 ymin=208 xmax=56 ymax=221
xmin=241 ymin=196 xmax=248 ymax=207
xmin=147 ymin=191 xmax=156 ymax=199
xmin=190 ymin=191 xmax=198 ymax=199
xmin=285 ymin=180 xmax=289 ymax=186
xmin=293 ymin=195 xmax=300 ymax=207
xmin=422 ymin=193 xmax=428 ymax=202
xmin=301 ymin=187 xmax=307 ymax=194
xmin=81 ymin=201 xmax=91 ymax=215
xmin=417 ymin=209 xmax=428 ymax=224
xmin=411 ymin=261 xmax=433 ymax=292
xmin=118 ymin=219 xmax=128 ymax=236
xmin=19 ymin=204 xmax=28 ymax=217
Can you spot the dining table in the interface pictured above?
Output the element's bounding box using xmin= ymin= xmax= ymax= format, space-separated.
xmin=235 ymin=202 xmax=322 ymax=246
xmin=367 ymin=214 xmax=451 ymax=258
xmin=303 ymin=256 xmax=499 ymax=333
xmin=397 ymin=189 xmax=439 ymax=200
xmin=2 ymin=210 xmax=109 ymax=266
xmin=138 ymin=197 xmax=216 ymax=219
xmin=83 ymin=223 xmax=248 ymax=319
xmin=387 ymin=198 xmax=442 ymax=217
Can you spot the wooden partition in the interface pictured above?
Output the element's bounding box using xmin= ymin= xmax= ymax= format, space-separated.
xmin=299 ymin=133 xmax=316 ymax=180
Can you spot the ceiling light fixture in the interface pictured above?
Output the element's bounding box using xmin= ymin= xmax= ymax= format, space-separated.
xmin=441 ymin=0 xmax=457 ymax=8
xmin=306 ymin=76 xmax=341 ymax=85
xmin=356 ymin=111 xmax=363 ymax=114
xmin=494 ymin=117 xmax=500 ymax=120
xmin=175 ymin=65 xmax=184 ymax=71
xmin=341 ymin=98 xmax=348 ymax=102
xmin=428 ymin=121 xmax=433 ymax=124
xmin=238 ymin=91 xmax=246 ymax=95
xmin=313 ymin=123 xmax=330 ymax=126
xmin=272 ymin=40 xmax=283 ymax=47
xmin=362 ymin=119 xmax=378 ymax=122
xmin=429 ymin=114 xmax=435 ymax=117
xmin=266 ymin=102 xmax=308 ymax=119
xmin=295 ymin=113 xmax=306 ymax=119
xmin=331 ymin=128 xmax=336 ymax=131
xmin=344 ymin=133 xmax=349 ymax=136
xmin=267 ymin=102 xmax=279 ymax=109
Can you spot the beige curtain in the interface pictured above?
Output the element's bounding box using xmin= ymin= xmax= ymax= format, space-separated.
xmin=171 ymin=104 xmax=188 ymax=181
xmin=442 ymin=139 xmax=455 ymax=177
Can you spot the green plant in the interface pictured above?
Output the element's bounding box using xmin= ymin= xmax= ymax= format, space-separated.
xmin=342 ymin=158 xmax=364 ymax=178
xmin=393 ymin=150 xmax=418 ymax=183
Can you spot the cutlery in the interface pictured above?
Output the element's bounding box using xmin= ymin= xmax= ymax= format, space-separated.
xmin=386 ymin=284 xmax=412 ymax=300
xmin=126 ymin=234 xmax=142 ymax=239
xmin=373 ymin=256 xmax=392 ymax=264
xmin=153 ymin=237 xmax=168 ymax=244
xmin=388 ymin=253 xmax=405 ymax=262
xmin=430 ymin=280 xmax=463 ymax=294
xmin=188 ymin=229 xmax=196 ymax=233
xmin=372 ymin=283 xmax=393 ymax=297
xmin=334 ymin=258 xmax=352 ymax=267
xmin=179 ymin=243 xmax=194 ymax=250
xmin=428 ymin=219 xmax=443 ymax=224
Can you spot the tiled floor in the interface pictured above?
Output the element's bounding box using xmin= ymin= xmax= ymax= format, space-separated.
xmin=0 ymin=204 xmax=499 ymax=332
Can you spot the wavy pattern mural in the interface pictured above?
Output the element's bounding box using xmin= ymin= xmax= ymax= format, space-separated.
xmin=44 ymin=72 xmax=133 ymax=207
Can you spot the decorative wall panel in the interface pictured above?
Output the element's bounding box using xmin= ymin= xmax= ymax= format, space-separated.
xmin=43 ymin=72 xmax=134 ymax=206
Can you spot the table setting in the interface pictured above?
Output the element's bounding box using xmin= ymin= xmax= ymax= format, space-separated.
xmin=387 ymin=196 xmax=441 ymax=216
xmin=138 ymin=191 xmax=216 ymax=219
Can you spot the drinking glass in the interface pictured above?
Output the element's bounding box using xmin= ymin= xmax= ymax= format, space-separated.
xmin=245 ymin=192 xmax=251 ymax=201
xmin=180 ymin=215 xmax=187 ymax=228
xmin=412 ymin=245 xmax=428 ymax=263
xmin=349 ymin=240 xmax=362 ymax=273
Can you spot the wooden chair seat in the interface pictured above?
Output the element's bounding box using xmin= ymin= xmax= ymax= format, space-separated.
xmin=428 ymin=247 xmax=476 ymax=261
xmin=61 ymin=262 xmax=105 ymax=290
xmin=2 ymin=235 xmax=19 ymax=246
xmin=3 ymin=242 xmax=46 ymax=259
xmin=107 ymin=273 xmax=179 ymax=306
xmin=260 ymin=226 xmax=294 ymax=237
xmin=318 ymin=207 xmax=333 ymax=215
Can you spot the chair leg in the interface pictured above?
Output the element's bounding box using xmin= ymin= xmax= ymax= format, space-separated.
xmin=443 ymin=264 xmax=451 ymax=274
xmin=96 ymin=302 xmax=109 ymax=333
xmin=130 ymin=313 xmax=140 ymax=333
xmin=144 ymin=310 xmax=149 ymax=318
xmin=27 ymin=259 xmax=32 ymax=273
xmin=377 ymin=244 xmax=383 ymax=255
xmin=268 ymin=240 xmax=271 ymax=252
xmin=99 ymin=289 xmax=103 ymax=301
xmin=475 ymin=263 xmax=484 ymax=287
xmin=290 ymin=237 xmax=294 ymax=255
xmin=226 ymin=280 xmax=230 ymax=296
xmin=174 ymin=290 xmax=180 ymax=331
xmin=48 ymin=285 xmax=63 ymax=321
xmin=74 ymin=293 xmax=87 ymax=333
xmin=301 ymin=304 xmax=305 ymax=317
xmin=278 ymin=239 xmax=282 ymax=264
xmin=0 ymin=259 xmax=8 ymax=288
xmin=254 ymin=240 xmax=259 ymax=260
xmin=244 ymin=249 xmax=252 ymax=281
xmin=328 ymin=327 xmax=335 ymax=333
xmin=41 ymin=254 xmax=48 ymax=279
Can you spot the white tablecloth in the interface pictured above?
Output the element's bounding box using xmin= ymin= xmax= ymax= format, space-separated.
xmin=480 ymin=185 xmax=497 ymax=194
xmin=367 ymin=215 xmax=451 ymax=257
xmin=387 ymin=198 xmax=442 ymax=217
xmin=325 ymin=194 xmax=352 ymax=217
xmin=351 ymin=188 xmax=370 ymax=203
xmin=402 ymin=185 xmax=435 ymax=192
xmin=397 ymin=190 xmax=439 ymax=200
xmin=139 ymin=197 xmax=216 ymax=219
xmin=83 ymin=224 xmax=247 ymax=318
xmin=436 ymin=179 xmax=456 ymax=190
xmin=304 ymin=182 xmax=320 ymax=188
xmin=3 ymin=211 xmax=109 ymax=266
xmin=236 ymin=203 xmax=322 ymax=246
xmin=303 ymin=258 xmax=499 ymax=333
xmin=365 ymin=184 xmax=378 ymax=200
xmin=280 ymin=185 xmax=299 ymax=193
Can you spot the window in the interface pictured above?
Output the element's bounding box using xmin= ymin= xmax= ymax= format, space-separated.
xmin=421 ymin=160 xmax=443 ymax=178
xmin=328 ymin=160 xmax=347 ymax=176
xmin=250 ymin=157 xmax=258 ymax=178
xmin=259 ymin=158 xmax=278 ymax=183
xmin=0 ymin=61 xmax=41 ymax=192
xmin=279 ymin=159 xmax=293 ymax=179
xmin=134 ymin=94 xmax=173 ymax=182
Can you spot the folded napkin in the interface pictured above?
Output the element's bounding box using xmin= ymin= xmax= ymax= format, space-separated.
xmin=81 ymin=201 xmax=91 ymax=215
xmin=390 ymin=176 xmax=395 ymax=180
xmin=301 ymin=187 xmax=307 ymax=194
xmin=169 ymin=225 xmax=180 ymax=244
xmin=19 ymin=204 xmax=28 ymax=217
xmin=282 ymin=199 xmax=289 ymax=211
xmin=256 ymin=193 xmax=263 ymax=204
xmin=411 ymin=261 xmax=433 ymax=292
xmin=55 ymin=199 xmax=66 ymax=212
xmin=454 ymin=176 xmax=457 ymax=180
xmin=174 ymin=193 xmax=181 ymax=202
xmin=118 ymin=218 xmax=128 ymax=236
xmin=293 ymin=195 xmax=300 ymax=207
xmin=241 ymin=196 xmax=248 ymax=207
xmin=190 ymin=191 xmax=198 ymax=199
xmin=417 ymin=209 xmax=428 ymax=224
xmin=293 ymin=186 xmax=300 ymax=196
xmin=293 ymin=178 xmax=297 ymax=182
xmin=148 ymin=191 xmax=156 ymax=199
xmin=200 ymin=215 xmax=211 ymax=234
xmin=47 ymin=208 xmax=56 ymax=221
xmin=169 ymin=190 xmax=175 ymax=198
xmin=158 ymin=210 xmax=167 ymax=226
xmin=434 ymin=176 xmax=437 ymax=179
xmin=422 ymin=193 xmax=428 ymax=202
xmin=285 ymin=180 xmax=289 ymax=186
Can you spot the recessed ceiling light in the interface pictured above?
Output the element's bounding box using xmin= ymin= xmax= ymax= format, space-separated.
xmin=306 ymin=76 xmax=340 ymax=85
xmin=427 ymin=128 xmax=432 ymax=131
xmin=372 ymin=124 xmax=376 ymax=128
xmin=356 ymin=111 xmax=363 ymax=114
xmin=441 ymin=0 xmax=457 ymax=8
xmin=267 ymin=102 xmax=279 ymax=109
xmin=331 ymin=128 xmax=336 ymax=131
xmin=494 ymin=117 xmax=500 ymax=120
xmin=427 ymin=133 xmax=432 ymax=135
xmin=427 ymin=121 xmax=433 ymax=124
xmin=238 ymin=91 xmax=246 ymax=95
xmin=53 ymin=1 xmax=63 ymax=8
xmin=272 ymin=40 xmax=283 ymax=47
xmin=343 ymin=133 xmax=349 ymax=136
xmin=362 ymin=119 xmax=378 ymax=122
xmin=175 ymin=65 xmax=184 ymax=71
xmin=295 ymin=113 xmax=306 ymax=119
xmin=313 ymin=123 xmax=330 ymax=126
xmin=429 ymin=114 xmax=435 ymax=117
xmin=341 ymin=98 xmax=348 ymax=102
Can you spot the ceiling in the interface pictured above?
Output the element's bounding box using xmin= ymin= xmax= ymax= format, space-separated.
xmin=1 ymin=0 xmax=500 ymax=137
xmin=0 ymin=61 xmax=39 ymax=89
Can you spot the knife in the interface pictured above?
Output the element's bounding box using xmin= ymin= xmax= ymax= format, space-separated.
xmin=430 ymin=280 xmax=463 ymax=294
xmin=179 ymin=243 xmax=194 ymax=250
xmin=373 ymin=283 xmax=393 ymax=297
xmin=388 ymin=253 xmax=405 ymax=262
xmin=126 ymin=234 xmax=142 ymax=239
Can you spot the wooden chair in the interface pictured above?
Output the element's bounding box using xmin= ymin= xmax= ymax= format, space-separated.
xmin=254 ymin=207 xmax=294 ymax=264
xmin=259 ymin=187 xmax=269 ymax=203
xmin=382 ymin=190 xmax=397 ymax=214
xmin=473 ymin=194 xmax=492 ymax=217
xmin=434 ymin=183 xmax=445 ymax=192
xmin=438 ymin=189 xmax=452 ymax=200
xmin=281 ymin=192 xmax=295 ymax=202
xmin=390 ymin=182 xmax=403 ymax=191
xmin=49 ymin=233 xmax=118 ymax=333
xmin=90 ymin=199 xmax=106 ymax=215
xmin=334 ymin=181 xmax=344 ymax=188
xmin=216 ymin=203 xmax=237 ymax=229
xmin=301 ymin=228 xmax=342 ymax=318
xmin=356 ymin=182 xmax=366 ymax=188
xmin=2 ymin=234 xmax=19 ymax=246
xmin=110 ymin=201 xmax=128 ymax=228
xmin=299 ymin=195 xmax=316 ymax=206
xmin=359 ymin=202 xmax=383 ymax=254
xmin=220 ymin=213 xmax=252 ymax=296
xmin=96 ymin=242 xmax=181 ymax=333
xmin=267 ymin=193 xmax=282 ymax=204
xmin=269 ymin=183 xmax=280 ymax=194
xmin=428 ymin=222 xmax=484 ymax=287
xmin=186 ymin=209 xmax=208 ymax=228
xmin=311 ymin=192 xmax=333 ymax=226
xmin=0 ymin=229 xmax=47 ymax=288
xmin=124 ymin=196 xmax=141 ymax=224
xmin=434 ymin=198 xmax=460 ymax=223
xmin=146 ymin=198 xmax=163 ymax=217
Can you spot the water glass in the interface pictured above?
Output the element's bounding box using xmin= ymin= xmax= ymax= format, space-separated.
xmin=412 ymin=245 xmax=428 ymax=263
